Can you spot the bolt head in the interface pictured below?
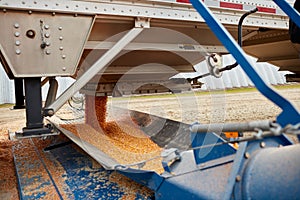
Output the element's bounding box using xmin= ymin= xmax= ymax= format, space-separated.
xmin=236 ymin=175 xmax=241 ymax=182
xmin=47 ymin=110 xmax=54 ymax=116
xmin=244 ymin=152 xmax=250 ymax=159
xmin=15 ymin=41 xmax=21 ymax=46
xmin=14 ymin=32 xmax=20 ymax=37
xmin=14 ymin=23 xmax=19 ymax=28
xmin=16 ymin=49 xmax=21 ymax=55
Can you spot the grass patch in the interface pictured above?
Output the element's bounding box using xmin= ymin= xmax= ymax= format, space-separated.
xmin=110 ymin=83 xmax=300 ymax=101
xmin=0 ymin=104 xmax=14 ymax=108
xmin=273 ymin=84 xmax=300 ymax=90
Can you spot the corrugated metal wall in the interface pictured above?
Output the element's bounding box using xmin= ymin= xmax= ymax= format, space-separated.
xmin=0 ymin=55 xmax=289 ymax=104
xmin=0 ymin=66 xmax=15 ymax=104
xmin=181 ymin=55 xmax=288 ymax=90
xmin=0 ymin=65 xmax=74 ymax=104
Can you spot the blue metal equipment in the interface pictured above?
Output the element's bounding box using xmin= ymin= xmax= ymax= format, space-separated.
xmin=9 ymin=0 xmax=300 ymax=199
xmin=13 ymin=108 xmax=300 ymax=199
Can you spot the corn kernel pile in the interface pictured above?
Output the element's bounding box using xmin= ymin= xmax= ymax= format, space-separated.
xmin=61 ymin=95 xmax=164 ymax=173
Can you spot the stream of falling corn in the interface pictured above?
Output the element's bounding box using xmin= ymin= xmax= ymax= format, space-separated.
xmin=61 ymin=95 xmax=164 ymax=173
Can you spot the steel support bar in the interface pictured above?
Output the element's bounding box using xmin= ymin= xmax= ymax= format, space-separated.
xmin=191 ymin=120 xmax=271 ymax=133
xmin=190 ymin=0 xmax=300 ymax=127
xmin=273 ymin=0 xmax=300 ymax=29
xmin=223 ymin=142 xmax=248 ymax=200
xmin=46 ymin=27 xmax=144 ymax=114
xmin=24 ymin=78 xmax=44 ymax=129
xmin=44 ymin=78 xmax=58 ymax=108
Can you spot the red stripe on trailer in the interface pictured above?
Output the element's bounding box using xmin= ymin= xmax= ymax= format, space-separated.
xmin=176 ymin=0 xmax=190 ymax=3
xmin=257 ymin=6 xmax=276 ymax=14
xmin=220 ymin=2 xmax=243 ymax=10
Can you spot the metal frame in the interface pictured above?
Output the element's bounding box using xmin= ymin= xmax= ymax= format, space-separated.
xmin=190 ymin=0 xmax=300 ymax=127
xmin=85 ymin=41 xmax=228 ymax=54
xmin=45 ymin=26 xmax=144 ymax=114
xmin=0 ymin=0 xmax=290 ymax=29
xmin=274 ymin=0 xmax=300 ymax=29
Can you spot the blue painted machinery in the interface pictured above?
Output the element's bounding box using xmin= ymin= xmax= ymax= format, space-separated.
xmin=13 ymin=113 xmax=300 ymax=199
xmin=7 ymin=0 xmax=300 ymax=199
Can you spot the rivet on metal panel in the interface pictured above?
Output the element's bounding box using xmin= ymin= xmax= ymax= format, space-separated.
xmin=74 ymin=13 xmax=78 ymax=17
xmin=16 ymin=49 xmax=21 ymax=55
xmin=52 ymin=12 xmax=56 ymax=16
xmin=3 ymin=9 xmax=6 ymax=12
xmin=59 ymin=46 xmax=63 ymax=50
xmin=15 ymin=41 xmax=21 ymax=46
xmin=62 ymin=55 xmax=66 ymax=59
xmin=46 ymin=42 xmax=50 ymax=47
xmin=62 ymin=67 xmax=66 ymax=71
xmin=278 ymin=144 xmax=283 ymax=148
xmin=58 ymin=27 xmax=62 ymax=31
xmin=260 ymin=142 xmax=266 ymax=148
xmin=34 ymin=1 xmax=37 ymax=4
xmin=244 ymin=152 xmax=250 ymax=159
xmin=46 ymin=50 xmax=51 ymax=55
xmin=14 ymin=32 xmax=20 ymax=37
xmin=44 ymin=25 xmax=50 ymax=30
xmin=236 ymin=175 xmax=241 ymax=182
xmin=45 ymin=33 xmax=50 ymax=38
xmin=59 ymin=36 xmax=63 ymax=40
xmin=28 ymin=10 xmax=32 ymax=14
xmin=22 ymin=1 xmax=25 ymax=4
xmin=14 ymin=23 xmax=20 ymax=28
xmin=45 ymin=4 xmax=48 ymax=7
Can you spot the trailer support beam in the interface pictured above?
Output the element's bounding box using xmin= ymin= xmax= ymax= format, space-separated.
xmin=45 ymin=27 xmax=144 ymax=115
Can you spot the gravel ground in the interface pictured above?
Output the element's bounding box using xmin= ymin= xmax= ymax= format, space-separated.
xmin=1 ymin=87 xmax=300 ymax=130
xmin=0 ymin=86 xmax=299 ymax=199
xmin=109 ymin=88 xmax=300 ymax=125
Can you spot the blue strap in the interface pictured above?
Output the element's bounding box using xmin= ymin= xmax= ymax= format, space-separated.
xmin=190 ymin=0 xmax=300 ymax=126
